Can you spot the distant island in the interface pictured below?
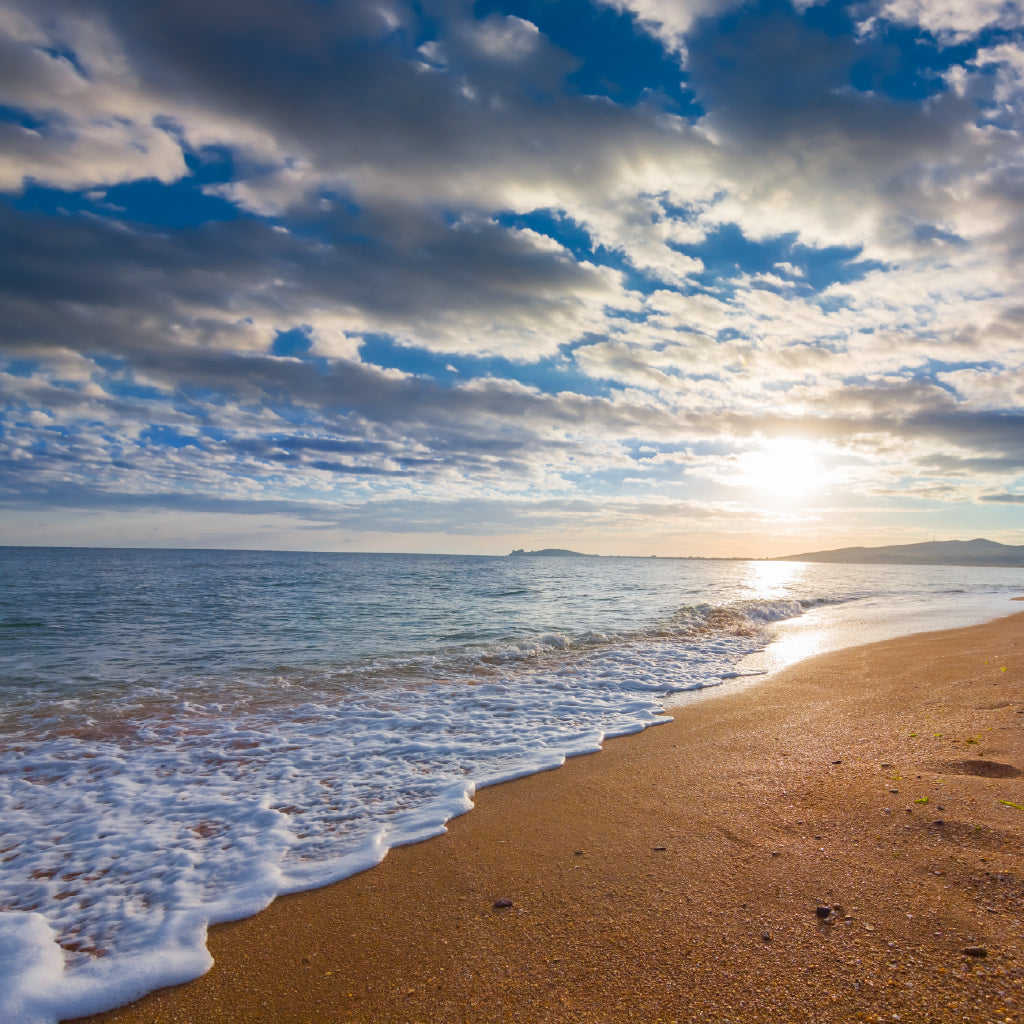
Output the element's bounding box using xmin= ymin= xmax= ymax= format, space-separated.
xmin=773 ymin=538 xmax=1024 ymax=568
xmin=509 ymin=548 xmax=592 ymax=557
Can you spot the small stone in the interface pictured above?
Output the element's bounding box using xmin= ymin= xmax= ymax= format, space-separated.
xmin=833 ymin=905 xmax=845 ymax=917
xmin=771 ymin=851 xmax=781 ymax=857
xmin=890 ymin=789 xmax=899 ymax=794
xmin=653 ymin=846 xmax=667 ymax=851
xmin=964 ymin=946 xmax=988 ymax=958
xmin=573 ymin=850 xmax=584 ymax=856
xmin=493 ymin=898 xmax=514 ymax=909
xmin=815 ymin=906 xmax=832 ymax=919
xmin=761 ymin=930 xmax=772 ymax=942
xmin=832 ymin=759 xmax=842 ymax=764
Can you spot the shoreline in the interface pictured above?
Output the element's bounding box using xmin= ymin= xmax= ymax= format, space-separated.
xmin=78 ymin=612 xmax=1023 ymax=1023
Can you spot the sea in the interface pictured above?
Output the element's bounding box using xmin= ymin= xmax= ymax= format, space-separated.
xmin=1 ymin=547 xmax=1021 ymax=1023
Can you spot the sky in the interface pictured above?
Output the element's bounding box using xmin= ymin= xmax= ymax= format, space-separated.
xmin=1 ymin=0 xmax=1023 ymax=557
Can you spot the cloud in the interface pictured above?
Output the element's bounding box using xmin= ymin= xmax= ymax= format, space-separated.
xmin=2 ymin=0 xmax=1024 ymax=548
xmin=980 ymin=492 xmax=1024 ymax=503
xmin=0 ymin=201 xmax=629 ymax=362
xmin=938 ymin=366 xmax=1024 ymax=409
xmin=683 ymin=11 xmax=1018 ymax=263
xmin=869 ymin=0 xmax=1024 ymax=42
xmin=592 ymin=0 xmax=747 ymax=56
xmin=0 ymin=0 xmax=733 ymax=304
xmin=0 ymin=0 xmax=672 ymax=209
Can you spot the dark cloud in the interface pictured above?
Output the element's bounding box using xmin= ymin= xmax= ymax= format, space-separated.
xmin=0 ymin=200 xmax=618 ymax=360
xmin=688 ymin=10 xmax=964 ymax=148
xmin=903 ymin=411 xmax=1024 ymax=463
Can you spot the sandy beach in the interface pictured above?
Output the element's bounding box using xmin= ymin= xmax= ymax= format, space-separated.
xmin=77 ymin=611 xmax=1024 ymax=1024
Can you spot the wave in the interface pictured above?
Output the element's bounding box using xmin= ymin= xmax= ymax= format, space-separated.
xmin=0 ymin=595 xmax=823 ymax=1023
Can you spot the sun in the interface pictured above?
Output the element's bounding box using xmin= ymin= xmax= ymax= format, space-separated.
xmin=744 ymin=437 xmax=824 ymax=500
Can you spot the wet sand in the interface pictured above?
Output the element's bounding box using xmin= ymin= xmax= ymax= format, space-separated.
xmin=78 ymin=612 xmax=1024 ymax=1024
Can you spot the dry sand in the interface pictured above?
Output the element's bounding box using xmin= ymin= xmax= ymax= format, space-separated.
xmin=77 ymin=612 xmax=1024 ymax=1024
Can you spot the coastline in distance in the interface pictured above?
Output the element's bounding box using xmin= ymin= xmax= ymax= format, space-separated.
xmin=771 ymin=537 xmax=1024 ymax=568
xmin=506 ymin=538 xmax=1024 ymax=567
xmin=508 ymin=548 xmax=594 ymax=557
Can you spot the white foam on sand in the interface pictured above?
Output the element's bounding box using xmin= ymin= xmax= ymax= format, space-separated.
xmin=1 ymin=599 xmax=811 ymax=1024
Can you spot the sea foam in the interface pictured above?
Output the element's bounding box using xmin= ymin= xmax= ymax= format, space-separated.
xmin=1 ymin=600 xmax=798 ymax=1023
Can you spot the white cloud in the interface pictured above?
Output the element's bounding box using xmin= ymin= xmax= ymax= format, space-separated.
xmin=591 ymin=0 xmax=747 ymax=56
xmin=870 ymin=0 xmax=1024 ymax=42
xmin=463 ymin=14 xmax=541 ymax=60
xmin=938 ymin=366 xmax=1024 ymax=408
xmin=0 ymin=8 xmax=190 ymax=191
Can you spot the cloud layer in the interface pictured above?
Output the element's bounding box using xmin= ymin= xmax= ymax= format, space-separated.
xmin=1 ymin=0 xmax=1023 ymax=553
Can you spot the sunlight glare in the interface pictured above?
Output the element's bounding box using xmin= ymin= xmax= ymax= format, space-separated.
xmin=742 ymin=558 xmax=809 ymax=600
xmin=745 ymin=437 xmax=824 ymax=500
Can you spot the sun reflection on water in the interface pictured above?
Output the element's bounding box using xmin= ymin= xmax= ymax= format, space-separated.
xmin=734 ymin=559 xmax=832 ymax=676
xmin=741 ymin=558 xmax=810 ymax=601
xmin=746 ymin=616 xmax=832 ymax=674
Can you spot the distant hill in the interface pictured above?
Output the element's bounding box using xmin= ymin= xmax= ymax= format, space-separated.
xmin=773 ymin=538 xmax=1024 ymax=568
xmin=509 ymin=548 xmax=592 ymax=557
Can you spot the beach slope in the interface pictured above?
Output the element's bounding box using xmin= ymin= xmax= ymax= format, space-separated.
xmin=77 ymin=612 xmax=1024 ymax=1024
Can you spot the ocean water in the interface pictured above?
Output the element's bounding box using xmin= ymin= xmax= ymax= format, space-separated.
xmin=0 ymin=548 xmax=1020 ymax=1023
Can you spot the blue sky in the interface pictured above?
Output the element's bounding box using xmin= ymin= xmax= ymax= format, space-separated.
xmin=1 ymin=0 xmax=1023 ymax=555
